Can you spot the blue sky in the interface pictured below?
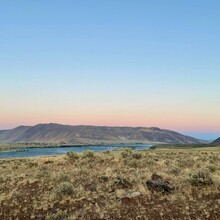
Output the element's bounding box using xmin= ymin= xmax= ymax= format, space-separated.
xmin=0 ymin=1 xmax=220 ymax=140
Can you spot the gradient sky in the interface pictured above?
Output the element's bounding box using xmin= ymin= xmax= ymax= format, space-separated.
xmin=0 ymin=1 xmax=220 ymax=140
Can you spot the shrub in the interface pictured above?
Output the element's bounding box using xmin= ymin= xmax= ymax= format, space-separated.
xmin=44 ymin=160 xmax=54 ymax=164
xmin=82 ymin=150 xmax=95 ymax=158
xmin=99 ymin=175 xmax=109 ymax=182
xmin=56 ymin=173 xmax=71 ymax=183
xmin=189 ymin=169 xmax=213 ymax=186
xmin=0 ymin=176 xmax=4 ymax=183
xmin=206 ymin=165 xmax=217 ymax=173
xmin=169 ymin=166 xmax=181 ymax=176
xmin=121 ymin=151 xmax=129 ymax=158
xmin=28 ymin=162 xmax=38 ymax=168
xmin=114 ymin=176 xmax=132 ymax=189
xmin=46 ymin=210 xmax=69 ymax=220
xmin=66 ymin=151 xmax=79 ymax=161
xmin=53 ymin=182 xmax=75 ymax=199
xmin=128 ymin=159 xmax=138 ymax=168
xmin=35 ymin=165 xmax=50 ymax=179
xmin=121 ymin=148 xmax=133 ymax=158
xmin=103 ymin=150 xmax=111 ymax=154
xmin=177 ymin=158 xmax=194 ymax=168
xmin=132 ymin=152 xmax=142 ymax=159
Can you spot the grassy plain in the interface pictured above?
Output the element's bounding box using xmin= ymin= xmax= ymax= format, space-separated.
xmin=0 ymin=146 xmax=220 ymax=219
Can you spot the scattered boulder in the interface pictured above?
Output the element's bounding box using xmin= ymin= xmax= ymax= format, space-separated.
xmin=146 ymin=180 xmax=172 ymax=193
xmin=84 ymin=182 xmax=97 ymax=192
xmin=146 ymin=173 xmax=173 ymax=194
xmin=120 ymin=191 xmax=143 ymax=204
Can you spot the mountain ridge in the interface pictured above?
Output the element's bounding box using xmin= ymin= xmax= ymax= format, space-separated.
xmin=0 ymin=123 xmax=205 ymax=145
xmin=210 ymin=137 xmax=220 ymax=145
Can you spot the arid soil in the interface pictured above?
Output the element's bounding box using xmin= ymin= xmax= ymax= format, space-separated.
xmin=0 ymin=147 xmax=220 ymax=220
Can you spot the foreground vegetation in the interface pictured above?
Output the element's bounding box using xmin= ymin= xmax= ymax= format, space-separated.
xmin=0 ymin=147 xmax=220 ymax=219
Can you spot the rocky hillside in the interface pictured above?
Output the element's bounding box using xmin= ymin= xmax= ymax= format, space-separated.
xmin=0 ymin=123 xmax=204 ymax=145
xmin=210 ymin=137 xmax=220 ymax=145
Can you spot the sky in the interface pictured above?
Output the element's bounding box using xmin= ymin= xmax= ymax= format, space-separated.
xmin=0 ymin=1 xmax=220 ymax=140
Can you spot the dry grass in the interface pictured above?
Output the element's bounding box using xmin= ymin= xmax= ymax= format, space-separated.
xmin=0 ymin=147 xmax=220 ymax=219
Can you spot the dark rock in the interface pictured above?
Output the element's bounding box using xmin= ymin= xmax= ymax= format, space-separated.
xmin=85 ymin=182 xmax=97 ymax=192
xmin=146 ymin=180 xmax=173 ymax=193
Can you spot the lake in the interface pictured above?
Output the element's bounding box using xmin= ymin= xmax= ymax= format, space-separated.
xmin=0 ymin=144 xmax=152 ymax=158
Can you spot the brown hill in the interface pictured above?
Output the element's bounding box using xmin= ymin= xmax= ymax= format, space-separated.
xmin=0 ymin=123 xmax=204 ymax=145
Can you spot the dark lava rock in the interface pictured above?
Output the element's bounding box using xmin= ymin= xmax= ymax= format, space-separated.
xmin=146 ymin=180 xmax=173 ymax=193
xmin=85 ymin=182 xmax=97 ymax=192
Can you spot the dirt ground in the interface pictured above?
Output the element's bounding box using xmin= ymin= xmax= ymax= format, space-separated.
xmin=0 ymin=147 xmax=220 ymax=220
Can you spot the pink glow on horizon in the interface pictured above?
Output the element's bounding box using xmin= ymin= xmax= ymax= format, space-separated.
xmin=1 ymin=102 xmax=220 ymax=133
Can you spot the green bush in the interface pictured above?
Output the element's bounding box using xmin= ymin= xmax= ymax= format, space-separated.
xmin=82 ymin=150 xmax=95 ymax=158
xmin=35 ymin=165 xmax=50 ymax=179
xmin=121 ymin=151 xmax=129 ymax=158
xmin=169 ymin=166 xmax=181 ymax=176
xmin=53 ymin=182 xmax=75 ymax=199
xmin=206 ymin=164 xmax=217 ymax=173
xmin=132 ymin=152 xmax=142 ymax=159
xmin=121 ymin=149 xmax=133 ymax=158
xmin=28 ymin=162 xmax=38 ymax=168
xmin=66 ymin=151 xmax=79 ymax=161
xmin=46 ymin=210 xmax=69 ymax=220
xmin=103 ymin=150 xmax=111 ymax=154
xmin=149 ymin=146 xmax=157 ymax=150
xmin=56 ymin=173 xmax=71 ymax=183
xmin=189 ymin=169 xmax=213 ymax=186
xmin=128 ymin=159 xmax=138 ymax=168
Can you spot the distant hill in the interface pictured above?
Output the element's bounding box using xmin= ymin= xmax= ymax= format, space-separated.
xmin=0 ymin=123 xmax=205 ymax=145
xmin=210 ymin=137 xmax=220 ymax=145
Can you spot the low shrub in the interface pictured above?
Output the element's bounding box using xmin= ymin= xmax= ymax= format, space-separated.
xmin=103 ymin=150 xmax=111 ymax=154
xmin=121 ymin=151 xmax=129 ymax=158
xmin=132 ymin=152 xmax=142 ymax=159
xmin=128 ymin=159 xmax=138 ymax=168
xmin=168 ymin=166 xmax=181 ymax=176
xmin=121 ymin=149 xmax=133 ymax=158
xmin=82 ymin=150 xmax=95 ymax=158
xmin=206 ymin=165 xmax=217 ymax=173
xmin=46 ymin=210 xmax=69 ymax=220
xmin=53 ymin=182 xmax=75 ymax=199
xmin=28 ymin=162 xmax=38 ymax=168
xmin=114 ymin=176 xmax=132 ymax=189
xmin=189 ymin=169 xmax=213 ymax=186
xmin=66 ymin=151 xmax=79 ymax=161
xmin=56 ymin=173 xmax=71 ymax=183
xmin=35 ymin=165 xmax=50 ymax=179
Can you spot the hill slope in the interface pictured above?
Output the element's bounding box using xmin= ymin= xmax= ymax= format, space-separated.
xmin=0 ymin=123 xmax=204 ymax=145
xmin=210 ymin=137 xmax=220 ymax=145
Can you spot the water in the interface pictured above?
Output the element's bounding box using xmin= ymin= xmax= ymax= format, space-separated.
xmin=0 ymin=144 xmax=151 ymax=158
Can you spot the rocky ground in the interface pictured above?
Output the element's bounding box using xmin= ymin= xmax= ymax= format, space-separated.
xmin=0 ymin=147 xmax=220 ymax=220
